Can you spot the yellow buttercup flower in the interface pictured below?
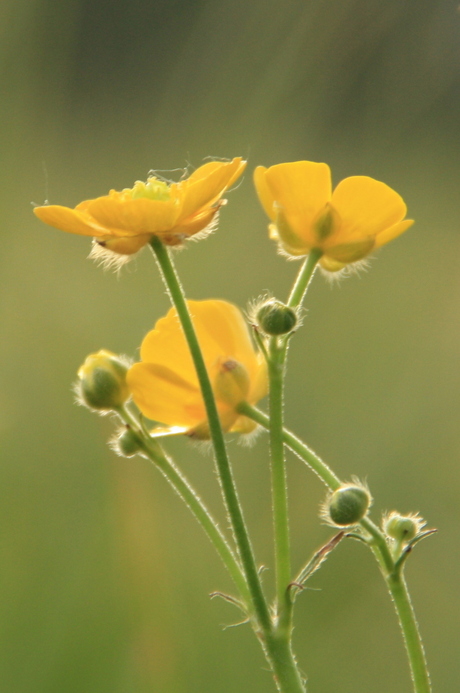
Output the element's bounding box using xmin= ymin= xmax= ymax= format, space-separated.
xmin=33 ymin=158 xmax=246 ymax=262
xmin=127 ymin=300 xmax=267 ymax=438
xmin=254 ymin=161 xmax=413 ymax=271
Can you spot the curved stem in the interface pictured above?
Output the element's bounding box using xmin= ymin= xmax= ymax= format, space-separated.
xmin=117 ymin=406 xmax=250 ymax=602
xmin=287 ymin=249 xmax=322 ymax=308
xmin=149 ymin=238 xmax=272 ymax=633
xmin=238 ymin=402 xmax=431 ymax=693
xmin=238 ymin=403 xmax=341 ymax=490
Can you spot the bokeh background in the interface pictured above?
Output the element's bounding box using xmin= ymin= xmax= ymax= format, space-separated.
xmin=1 ymin=1 xmax=459 ymax=691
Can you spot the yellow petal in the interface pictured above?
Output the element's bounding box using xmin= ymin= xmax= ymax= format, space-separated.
xmin=273 ymin=209 xmax=310 ymax=255
xmin=140 ymin=311 xmax=196 ymax=385
xmin=33 ymin=205 xmax=107 ymax=237
xmin=178 ymin=158 xmax=246 ymax=220
xmin=248 ymin=356 xmax=268 ymax=404
xmin=230 ymin=416 xmax=258 ymax=434
xmin=165 ymin=203 xmax=221 ymax=243
xmin=189 ymin=300 xmax=259 ymax=377
xmin=186 ymin=158 xmax=245 ymax=185
xmin=127 ymin=362 xmax=204 ymax=427
xmin=86 ymin=194 xmax=180 ymax=236
xmin=375 ymin=219 xmax=414 ymax=248
xmin=97 ymin=233 xmax=152 ymax=255
xmin=254 ymin=166 xmax=276 ymax=220
xmin=319 ymin=256 xmax=347 ymax=272
xmin=331 ymin=176 xmax=408 ymax=243
xmin=325 ymin=238 xmax=375 ymax=263
xmin=264 ymin=161 xmax=332 ymax=237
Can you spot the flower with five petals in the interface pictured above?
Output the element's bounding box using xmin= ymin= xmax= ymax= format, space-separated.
xmin=127 ymin=300 xmax=267 ymax=438
xmin=34 ymin=158 xmax=246 ymax=263
xmin=254 ymin=161 xmax=413 ymax=272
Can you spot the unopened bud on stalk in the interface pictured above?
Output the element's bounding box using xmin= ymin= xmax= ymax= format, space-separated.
xmin=383 ymin=512 xmax=425 ymax=543
xmin=256 ymin=299 xmax=297 ymax=336
xmin=323 ymin=482 xmax=372 ymax=527
xmin=115 ymin=427 xmax=143 ymax=457
xmin=77 ymin=350 xmax=130 ymax=411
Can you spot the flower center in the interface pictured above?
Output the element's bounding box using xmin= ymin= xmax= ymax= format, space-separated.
xmin=130 ymin=177 xmax=171 ymax=201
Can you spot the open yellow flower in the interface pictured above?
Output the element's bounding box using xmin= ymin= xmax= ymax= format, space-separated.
xmin=33 ymin=158 xmax=246 ymax=261
xmin=127 ymin=300 xmax=267 ymax=438
xmin=254 ymin=161 xmax=413 ymax=271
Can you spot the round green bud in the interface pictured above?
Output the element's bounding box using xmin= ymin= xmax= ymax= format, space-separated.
xmin=327 ymin=484 xmax=371 ymax=526
xmin=383 ymin=512 xmax=422 ymax=543
xmin=78 ymin=349 xmax=130 ymax=411
xmin=256 ymin=300 xmax=297 ymax=336
xmin=116 ymin=427 xmax=143 ymax=457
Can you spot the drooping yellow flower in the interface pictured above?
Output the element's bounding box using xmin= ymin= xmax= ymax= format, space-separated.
xmin=33 ymin=158 xmax=246 ymax=261
xmin=254 ymin=161 xmax=413 ymax=271
xmin=127 ymin=300 xmax=267 ymax=438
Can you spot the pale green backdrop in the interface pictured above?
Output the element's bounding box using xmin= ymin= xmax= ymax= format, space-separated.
xmin=1 ymin=1 xmax=459 ymax=691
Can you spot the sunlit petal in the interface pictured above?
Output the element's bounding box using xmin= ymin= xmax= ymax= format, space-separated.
xmin=375 ymin=219 xmax=414 ymax=248
xmin=128 ymin=299 xmax=266 ymax=434
xmin=127 ymin=362 xmax=204 ymax=427
xmin=331 ymin=176 xmax=407 ymax=241
xmin=264 ymin=161 xmax=331 ymax=235
xmin=254 ymin=166 xmax=276 ymax=220
xmin=33 ymin=205 xmax=106 ymax=237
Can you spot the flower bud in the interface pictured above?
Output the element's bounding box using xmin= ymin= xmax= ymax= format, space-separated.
xmin=213 ymin=358 xmax=251 ymax=407
xmin=383 ymin=512 xmax=424 ymax=543
xmin=115 ymin=427 xmax=143 ymax=457
xmin=324 ymin=483 xmax=371 ymax=526
xmin=77 ymin=350 xmax=130 ymax=411
xmin=256 ymin=299 xmax=297 ymax=336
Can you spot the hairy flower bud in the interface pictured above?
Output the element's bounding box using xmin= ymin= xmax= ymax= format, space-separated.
xmin=77 ymin=350 xmax=130 ymax=411
xmin=323 ymin=483 xmax=372 ymax=526
xmin=256 ymin=299 xmax=297 ymax=336
xmin=115 ymin=427 xmax=143 ymax=457
xmin=383 ymin=512 xmax=425 ymax=543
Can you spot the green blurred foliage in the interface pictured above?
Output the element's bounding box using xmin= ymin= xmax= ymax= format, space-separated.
xmin=1 ymin=0 xmax=459 ymax=691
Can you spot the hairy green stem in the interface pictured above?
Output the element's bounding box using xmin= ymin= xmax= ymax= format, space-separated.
xmin=264 ymin=632 xmax=307 ymax=693
xmin=267 ymin=338 xmax=292 ymax=610
xmin=386 ymin=571 xmax=432 ymax=693
xmin=238 ymin=403 xmax=341 ymax=490
xmin=149 ymin=238 xmax=272 ymax=633
xmin=238 ymin=402 xmax=431 ymax=693
xmin=266 ymin=250 xmax=322 ymax=610
xmin=117 ymin=407 xmax=250 ymax=602
xmin=287 ymin=249 xmax=323 ymax=308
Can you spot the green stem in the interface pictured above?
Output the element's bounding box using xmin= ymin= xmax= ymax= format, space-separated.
xmin=360 ymin=516 xmax=395 ymax=575
xmin=386 ymin=571 xmax=432 ymax=693
xmin=265 ymin=248 xmax=322 ymax=613
xmin=268 ymin=338 xmax=291 ymax=611
xmin=238 ymin=403 xmax=341 ymax=490
xmin=117 ymin=407 xmax=250 ymax=603
xmin=149 ymin=238 xmax=272 ymax=633
xmin=238 ymin=402 xmax=431 ymax=693
xmin=287 ymin=249 xmax=323 ymax=308
xmin=264 ymin=632 xmax=306 ymax=693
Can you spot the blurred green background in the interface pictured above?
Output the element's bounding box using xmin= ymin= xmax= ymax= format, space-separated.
xmin=1 ymin=1 xmax=459 ymax=691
